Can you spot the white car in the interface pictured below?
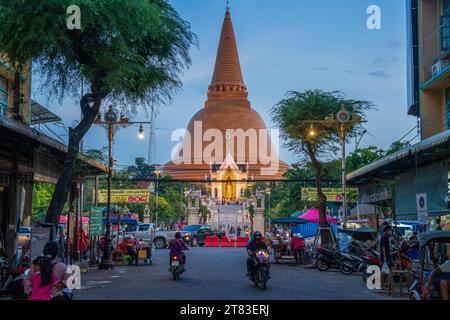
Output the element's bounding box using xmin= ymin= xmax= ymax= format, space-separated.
xmin=125 ymin=223 xmax=186 ymax=249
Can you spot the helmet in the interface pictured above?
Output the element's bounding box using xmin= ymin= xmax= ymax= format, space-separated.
xmin=253 ymin=231 xmax=262 ymax=239
xmin=175 ymin=232 xmax=181 ymax=239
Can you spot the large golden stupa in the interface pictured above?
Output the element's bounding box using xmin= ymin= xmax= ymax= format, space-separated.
xmin=163 ymin=8 xmax=288 ymax=195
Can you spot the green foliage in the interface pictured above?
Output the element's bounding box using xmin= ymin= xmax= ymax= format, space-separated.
xmin=346 ymin=146 xmax=385 ymax=172
xmin=127 ymin=158 xmax=156 ymax=180
xmin=0 ymin=0 xmax=197 ymax=107
xmin=32 ymin=183 xmax=56 ymax=223
xmin=271 ymin=90 xmax=373 ymax=161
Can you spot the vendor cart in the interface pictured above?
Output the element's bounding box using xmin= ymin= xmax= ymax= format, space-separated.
xmin=270 ymin=217 xmax=308 ymax=264
xmin=271 ymin=238 xmax=294 ymax=264
xmin=136 ymin=245 xmax=152 ymax=265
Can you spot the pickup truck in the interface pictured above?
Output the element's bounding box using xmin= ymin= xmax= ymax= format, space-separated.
xmin=125 ymin=223 xmax=189 ymax=249
xmin=182 ymin=225 xmax=225 ymax=247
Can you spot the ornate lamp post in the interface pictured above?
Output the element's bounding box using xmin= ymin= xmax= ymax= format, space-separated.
xmin=266 ymin=187 xmax=272 ymax=232
xmin=98 ymin=106 xmax=117 ymax=270
xmin=304 ymin=105 xmax=364 ymax=231
xmin=95 ymin=105 xmax=152 ymax=270
xmin=154 ymin=164 xmax=162 ymax=228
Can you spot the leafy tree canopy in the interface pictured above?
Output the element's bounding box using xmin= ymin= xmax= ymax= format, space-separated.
xmin=0 ymin=0 xmax=197 ymax=108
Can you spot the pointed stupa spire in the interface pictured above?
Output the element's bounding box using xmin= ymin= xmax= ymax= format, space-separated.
xmin=206 ymin=5 xmax=249 ymax=107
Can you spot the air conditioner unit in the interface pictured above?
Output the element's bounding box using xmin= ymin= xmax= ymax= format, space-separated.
xmin=431 ymin=59 xmax=449 ymax=77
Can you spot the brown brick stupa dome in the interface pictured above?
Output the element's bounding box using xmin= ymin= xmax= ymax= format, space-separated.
xmin=163 ymin=8 xmax=288 ymax=181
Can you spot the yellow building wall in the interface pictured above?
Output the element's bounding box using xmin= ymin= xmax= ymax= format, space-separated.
xmin=419 ymin=0 xmax=450 ymax=140
xmin=0 ymin=54 xmax=31 ymax=125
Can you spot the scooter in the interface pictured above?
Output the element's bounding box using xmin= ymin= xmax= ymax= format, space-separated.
xmin=339 ymin=252 xmax=365 ymax=275
xmin=169 ymin=255 xmax=185 ymax=281
xmin=251 ymin=250 xmax=270 ymax=290
xmin=315 ymin=246 xmax=345 ymax=272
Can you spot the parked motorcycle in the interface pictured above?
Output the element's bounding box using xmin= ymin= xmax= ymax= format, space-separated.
xmin=339 ymin=252 xmax=365 ymax=275
xmin=251 ymin=249 xmax=270 ymax=290
xmin=315 ymin=246 xmax=345 ymax=272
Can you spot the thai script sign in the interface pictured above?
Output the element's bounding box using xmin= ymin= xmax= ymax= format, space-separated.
xmin=95 ymin=189 xmax=150 ymax=204
xmin=301 ymin=188 xmax=358 ymax=202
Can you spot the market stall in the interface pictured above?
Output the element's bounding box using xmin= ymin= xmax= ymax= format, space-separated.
xmin=270 ymin=217 xmax=308 ymax=264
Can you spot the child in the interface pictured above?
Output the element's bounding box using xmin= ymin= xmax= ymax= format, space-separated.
xmin=25 ymin=256 xmax=58 ymax=300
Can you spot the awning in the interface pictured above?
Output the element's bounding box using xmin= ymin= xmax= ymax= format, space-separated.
xmin=347 ymin=129 xmax=450 ymax=184
xmin=0 ymin=115 xmax=107 ymax=174
xmin=30 ymin=100 xmax=61 ymax=124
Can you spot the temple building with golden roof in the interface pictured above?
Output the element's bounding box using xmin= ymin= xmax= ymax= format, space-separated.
xmin=163 ymin=7 xmax=288 ymax=203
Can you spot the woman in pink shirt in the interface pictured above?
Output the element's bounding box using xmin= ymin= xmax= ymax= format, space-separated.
xmin=25 ymin=256 xmax=57 ymax=300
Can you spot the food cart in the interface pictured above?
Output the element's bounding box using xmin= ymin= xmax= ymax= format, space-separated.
xmin=270 ymin=217 xmax=308 ymax=264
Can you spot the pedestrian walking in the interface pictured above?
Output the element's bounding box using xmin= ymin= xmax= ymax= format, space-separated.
xmin=380 ymin=225 xmax=393 ymax=289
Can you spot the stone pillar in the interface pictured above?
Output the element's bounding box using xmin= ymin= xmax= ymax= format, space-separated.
xmin=187 ymin=194 xmax=200 ymax=225
xmin=253 ymin=193 xmax=265 ymax=233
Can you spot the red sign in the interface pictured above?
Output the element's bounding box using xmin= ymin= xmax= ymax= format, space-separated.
xmin=127 ymin=195 xmax=148 ymax=203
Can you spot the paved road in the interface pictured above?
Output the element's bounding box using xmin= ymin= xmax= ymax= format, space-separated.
xmin=77 ymin=247 xmax=395 ymax=300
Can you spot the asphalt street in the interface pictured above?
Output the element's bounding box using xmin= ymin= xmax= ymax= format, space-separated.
xmin=76 ymin=247 xmax=397 ymax=300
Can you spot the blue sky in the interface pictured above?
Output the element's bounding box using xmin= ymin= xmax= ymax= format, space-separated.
xmin=34 ymin=0 xmax=417 ymax=168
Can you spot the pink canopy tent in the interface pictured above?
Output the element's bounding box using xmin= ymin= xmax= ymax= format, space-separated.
xmin=297 ymin=208 xmax=338 ymax=224
xmin=59 ymin=215 xmax=89 ymax=224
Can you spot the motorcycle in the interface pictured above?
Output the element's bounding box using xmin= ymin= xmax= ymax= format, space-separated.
xmin=0 ymin=254 xmax=30 ymax=300
xmin=315 ymin=246 xmax=345 ymax=272
xmin=339 ymin=252 xmax=365 ymax=275
xmin=251 ymin=250 xmax=270 ymax=290
xmin=169 ymin=255 xmax=184 ymax=281
xmin=0 ymin=267 xmax=30 ymax=300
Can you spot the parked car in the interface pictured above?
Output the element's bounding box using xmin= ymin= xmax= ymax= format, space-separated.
xmin=125 ymin=223 xmax=188 ymax=249
xmin=182 ymin=225 xmax=224 ymax=247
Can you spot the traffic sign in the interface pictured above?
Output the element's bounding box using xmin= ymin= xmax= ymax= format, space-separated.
xmin=416 ymin=193 xmax=428 ymax=224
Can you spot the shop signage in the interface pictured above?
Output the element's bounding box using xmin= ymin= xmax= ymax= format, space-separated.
xmin=301 ymin=188 xmax=357 ymax=202
xmin=95 ymin=189 xmax=150 ymax=204
xmin=358 ymin=184 xmax=392 ymax=204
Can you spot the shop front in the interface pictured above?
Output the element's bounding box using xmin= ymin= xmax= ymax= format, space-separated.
xmin=347 ymin=129 xmax=450 ymax=229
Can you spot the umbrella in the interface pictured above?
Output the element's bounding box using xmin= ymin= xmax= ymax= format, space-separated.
xmin=298 ymin=208 xmax=338 ymax=224
xmin=271 ymin=217 xmax=308 ymax=225
xmin=340 ymin=226 xmax=377 ymax=241
xmin=103 ymin=216 xmax=137 ymax=225
xmin=59 ymin=215 xmax=89 ymax=224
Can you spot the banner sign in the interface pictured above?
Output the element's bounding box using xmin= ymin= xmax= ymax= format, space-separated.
xmin=301 ymin=188 xmax=358 ymax=202
xmin=95 ymin=189 xmax=150 ymax=204
xmin=89 ymin=207 xmax=104 ymax=236
xmin=30 ymin=228 xmax=52 ymax=259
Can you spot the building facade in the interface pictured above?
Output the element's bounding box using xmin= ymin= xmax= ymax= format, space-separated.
xmin=347 ymin=0 xmax=450 ymax=224
xmin=0 ymin=56 xmax=106 ymax=262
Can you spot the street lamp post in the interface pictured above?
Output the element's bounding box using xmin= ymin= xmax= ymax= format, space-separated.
xmin=306 ymin=105 xmax=364 ymax=231
xmin=266 ymin=187 xmax=271 ymax=232
xmin=99 ymin=106 xmax=117 ymax=270
xmin=154 ymin=165 xmax=162 ymax=228
xmin=95 ymin=105 xmax=152 ymax=270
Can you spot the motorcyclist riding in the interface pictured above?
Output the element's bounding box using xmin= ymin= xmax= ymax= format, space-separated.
xmin=169 ymin=232 xmax=189 ymax=271
xmin=246 ymin=231 xmax=268 ymax=280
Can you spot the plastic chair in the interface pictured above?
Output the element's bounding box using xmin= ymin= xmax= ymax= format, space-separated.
xmin=123 ymin=255 xmax=132 ymax=265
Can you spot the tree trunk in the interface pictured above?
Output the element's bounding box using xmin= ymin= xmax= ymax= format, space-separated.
xmin=306 ymin=144 xmax=331 ymax=245
xmin=45 ymin=93 xmax=103 ymax=224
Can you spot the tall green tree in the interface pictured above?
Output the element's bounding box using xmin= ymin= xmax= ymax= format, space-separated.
xmin=271 ymin=90 xmax=372 ymax=240
xmin=0 ymin=0 xmax=196 ymax=224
